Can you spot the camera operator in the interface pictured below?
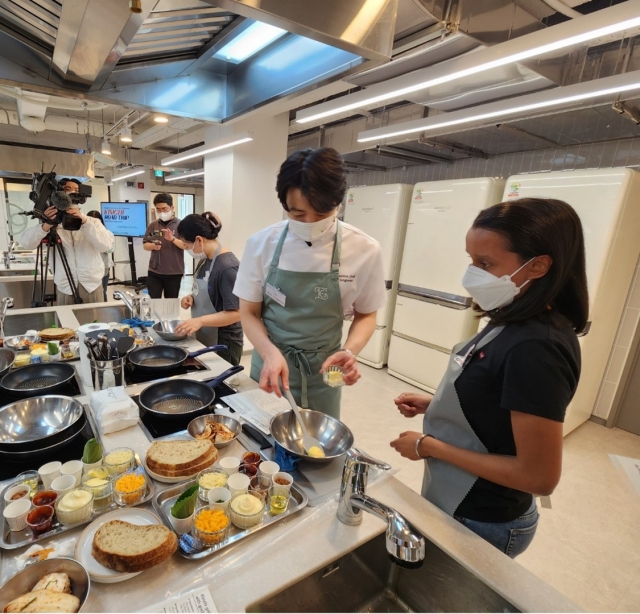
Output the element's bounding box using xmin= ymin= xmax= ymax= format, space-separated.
xmin=142 ymin=193 xmax=187 ymax=298
xmin=20 ymin=178 xmax=115 ymax=305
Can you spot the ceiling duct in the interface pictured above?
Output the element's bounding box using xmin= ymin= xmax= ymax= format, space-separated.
xmin=0 ymin=143 xmax=94 ymax=176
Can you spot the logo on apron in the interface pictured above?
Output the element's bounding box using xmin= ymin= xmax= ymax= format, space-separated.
xmin=314 ymin=287 xmax=329 ymax=300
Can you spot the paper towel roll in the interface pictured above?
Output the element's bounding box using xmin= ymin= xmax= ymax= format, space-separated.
xmin=78 ymin=322 xmax=109 ymax=388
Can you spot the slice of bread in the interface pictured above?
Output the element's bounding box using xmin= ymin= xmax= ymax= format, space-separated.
xmin=147 ymin=454 xmax=216 ymax=478
xmin=145 ymin=440 xmax=217 ymax=474
xmin=91 ymin=520 xmax=177 ymax=573
xmin=4 ymin=590 xmax=80 ymax=613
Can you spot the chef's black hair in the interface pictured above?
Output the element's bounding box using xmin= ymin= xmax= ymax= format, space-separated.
xmin=59 ymin=178 xmax=81 ymax=189
xmin=153 ymin=193 xmax=173 ymax=207
xmin=276 ymin=147 xmax=346 ymax=214
xmin=177 ymin=212 xmax=221 ymax=242
xmin=472 ymin=198 xmax=589 ymax=333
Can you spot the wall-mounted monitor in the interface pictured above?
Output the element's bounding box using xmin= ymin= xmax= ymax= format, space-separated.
xmin=100 ymin=202 xmax=148 ymax=237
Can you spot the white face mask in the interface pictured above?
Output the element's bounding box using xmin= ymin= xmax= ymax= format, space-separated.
xmin=288 ymin=215 xmax=335 ymax=243
xmin=462 ymin=258 xmax=535 ymax=311
xmin=158 ymin=211 xmax=173 ymax=222
xmin=186 ymin=239 xmax=206 ymax=261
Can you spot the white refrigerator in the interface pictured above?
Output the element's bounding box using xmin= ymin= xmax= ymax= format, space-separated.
xmin=388 ymin=177 xmax=505 ymax=391
xmin=341 ymin=184 xmax=413 ymax=368
xmin=503 ymin=168 xmax=640 ymax=435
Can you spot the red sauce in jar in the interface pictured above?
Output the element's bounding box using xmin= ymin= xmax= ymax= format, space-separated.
xmin=33 ymin=490 xmax=57 ymax=507
xmin=27 ymin=505 xmax=54 ymax=534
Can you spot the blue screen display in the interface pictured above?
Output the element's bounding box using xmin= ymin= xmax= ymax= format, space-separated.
xmin=100 ymin=202 xmax=148 ymax=237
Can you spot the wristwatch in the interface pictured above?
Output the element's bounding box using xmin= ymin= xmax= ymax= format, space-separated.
xmin=415 ymin=434 xmax=432 ymax=459
xmin=340 ymin=348 xmax=356 ymax=358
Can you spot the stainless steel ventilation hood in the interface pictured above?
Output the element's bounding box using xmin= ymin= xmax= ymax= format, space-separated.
xmin=0 ymin=0 xmax=398 ymax=122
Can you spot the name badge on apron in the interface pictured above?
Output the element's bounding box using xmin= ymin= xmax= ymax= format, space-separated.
xmin=265 ymin=283 xmax=286 ymax=307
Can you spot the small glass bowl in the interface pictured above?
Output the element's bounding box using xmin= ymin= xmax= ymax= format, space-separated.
xmin=323 ymin=365 xmax=345 ymax=388
xmin=15 ymin=471 xmax=39 ymax=498
xmin=103 ymin=447 xmax=136 ymax=476
xmin=197 ymin=469 xmax=228 ymax=502
xmin=113 ymin=471 xmax=147 ymax=506
xmin=229 ymin=492 xmax=265 ymax=529
xmin=248 ymin=476 xmax=271 ymax=503
xmin=26 ymin=505 xmax=54 ymax=535
xmin=54 ymin=488 xmax=94 ymax=525
xmin=32 ymin=490 xmax=58 ymax=508
xmin=192 ymin=505 xmax=230 ymax=546
xmin=82 ymin=468 xmax=113 ymax=504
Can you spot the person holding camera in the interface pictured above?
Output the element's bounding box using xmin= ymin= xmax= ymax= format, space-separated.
xmin=143 ymin=193 xmax=187 ymax=298
xmin=20 ymin=178 xmax=115 ymax=304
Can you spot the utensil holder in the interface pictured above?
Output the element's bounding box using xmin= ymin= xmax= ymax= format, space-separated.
xmin=89 ymin=355 xmax=126 ymax=391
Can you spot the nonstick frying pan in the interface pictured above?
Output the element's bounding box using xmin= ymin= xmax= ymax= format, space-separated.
xmin=0 ymin=348 xmax=15 ymax=379
xmin=0 ymin=362 xmax=76 ymax=398
xmin=128 ymin=344 xmax=227 ymax=374
xmin=139 ymin=365 xmax=244 ymax=418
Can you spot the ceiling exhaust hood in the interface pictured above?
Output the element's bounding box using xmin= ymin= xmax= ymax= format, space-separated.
xmin=0 ymin=0 xmax=398 ymax=123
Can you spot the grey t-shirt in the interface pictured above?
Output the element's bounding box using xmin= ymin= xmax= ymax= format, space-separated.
xmin=196 ymin=252 xmax=243 ymax=347
xmin=143 ymin=217 xmax=185 ymax=275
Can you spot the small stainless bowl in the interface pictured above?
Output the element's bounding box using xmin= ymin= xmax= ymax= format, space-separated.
xmin=152 ymin=320 xmax=188 ymax=342
xmin=270 ymin=409 xmax=354 ymax=463
xmin=0 ymin=557 xmax=91 ymax=612
xmin=5 ymin=334 xmax=40 ymax=351
xmin=188 ymin=413 xmax=241 ymax=448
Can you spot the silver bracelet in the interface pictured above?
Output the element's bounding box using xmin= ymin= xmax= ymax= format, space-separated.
xmin=340 ymin=348 xmax=356 ymax=358
xmin=415 ymin=434 xmax=430 ymax=459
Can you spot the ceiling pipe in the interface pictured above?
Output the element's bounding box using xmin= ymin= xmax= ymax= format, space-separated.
xmin=541 ymin=0 xmax=583 ymax=19
xmin=0 ymin=86 xmax=108 ymax=111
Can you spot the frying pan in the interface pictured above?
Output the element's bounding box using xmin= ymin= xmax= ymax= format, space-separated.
xmin=0 ymin=362 xmax=76 ymax=398
xmin=139 ymin=365 xmax=244 ymax=418
xmin=0 ymin=348 xmax=15 ymax=379
xmin=128 ymin=344 xmax=227 ymax=374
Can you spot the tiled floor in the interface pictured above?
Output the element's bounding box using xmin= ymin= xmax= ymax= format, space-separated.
xmin=241 ymin=353 xmax=640 ymax=613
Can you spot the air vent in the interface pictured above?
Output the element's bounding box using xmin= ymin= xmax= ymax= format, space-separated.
xmin=0 ymin=0 xmax=61 ymax=48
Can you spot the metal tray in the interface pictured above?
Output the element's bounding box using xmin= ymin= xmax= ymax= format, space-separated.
xmin=152 ymin=480 xmax=308 ymax=560
xmin=0 ymin=455 xmax=155 ymax=550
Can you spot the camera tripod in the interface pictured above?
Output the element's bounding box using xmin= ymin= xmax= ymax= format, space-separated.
xmin=31 ymin=226 xmax=83 ymax=306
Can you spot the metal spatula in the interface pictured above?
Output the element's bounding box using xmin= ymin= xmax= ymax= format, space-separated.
xmin=153 ymin=308 xmax=168 ymax=332
xmin=282 ymin=386 xmax=324 ymax=456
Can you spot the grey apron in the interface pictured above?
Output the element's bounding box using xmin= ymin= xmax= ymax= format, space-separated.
xmin=250 ymin=223 xmax=344 ymax=419
xmin=422 ymin=325 xmax=505 ymax=516
xmin=191 ymin=244 xmax=221 ymax=348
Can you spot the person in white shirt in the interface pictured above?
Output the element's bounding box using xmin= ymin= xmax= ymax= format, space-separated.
xmin=234 ymin=147 xmax=385 ymax=419
xmin=20 ymin=179 xmax=115 ymax=305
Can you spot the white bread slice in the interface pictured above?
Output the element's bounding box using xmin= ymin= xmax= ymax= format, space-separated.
xmin=91 ymin=520 xmax=177 ymax=573
xmin=3 ymin=590 xmax=80 ymax=613
xmin=146 ymin=440 xmax=217 ymax=474
xmin=148 ymin=454 xmax=216 ymax=478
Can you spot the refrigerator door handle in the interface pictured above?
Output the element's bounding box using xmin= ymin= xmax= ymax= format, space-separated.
xmin=398 ymin=284 xmax=472 ymax=310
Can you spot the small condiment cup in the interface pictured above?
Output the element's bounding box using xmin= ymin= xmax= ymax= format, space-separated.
xmin=27 ymin=505 xmax=54 ymax=535
xmin=269 ymin=484 xmax=290 ymax=516
xmin=323 ymin=365 xmax=345 ymax=387
xmin=60 ymin=460 xmax=84 ymax=487
xmin=249 ymin=476 xmax=271 ymax=503
xmin=207 ymin=487 xmax=231 ymax=511
xmin=38 ymin=461 xmax=61 ymax=490
xmin=169 ymin=510 xmax=195 ymax=535
xmin=3 ymin=498 xmax=31 ymax=531
xmin=272 ymin=472 xmax=293 ymax=493
xmin=259 ymin=461 xmax=279 ymax=480
xmin=15 ymin=471 xmax=39 ymax=497
xmin=227 ymin=473 xmax=250 ymax=496
xmin=51 ymin=475 xmax=76 ymax=497
xmin=32 ymin=490 xmax=58 ymax=508
xmin=218 ymin=456 xmax=240 ymax=475
xmin=3 ymin=484 xmax=30 ymax=504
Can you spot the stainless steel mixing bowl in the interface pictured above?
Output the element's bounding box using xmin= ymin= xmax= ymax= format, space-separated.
xmin=152 ymin=320 xmax=188 ymax=341
xmin=270 ymin=409 xmax=354 ymax=463
xmin=187 ymin=413 xmax=241 ymax=448
xmin=0 ymin=558 xmax=90 ymax=612
xmin=0 ymin=395 xmax=84 ymax=447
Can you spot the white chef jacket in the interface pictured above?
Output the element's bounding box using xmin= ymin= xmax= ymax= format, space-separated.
xmin=20 ymin=218 xmax=115 ymax=295
xmin=233 ymin=219 xmax=386 ymax=318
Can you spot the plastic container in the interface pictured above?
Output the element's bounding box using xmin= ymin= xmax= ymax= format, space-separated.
xmin=3 ymin=484 xmax=31 ymax=505
xmin=54 ymin=488 xmax=94 ymax=525
xmin=26 ymin=505 xmax=54 ymax=534
xmin=140 ymin=289 xmax=152 ymax=321
xmin=192 ymin=505 xmax=230 ymax=545
xmin=32 ymin=490 xmax=58 ymax=508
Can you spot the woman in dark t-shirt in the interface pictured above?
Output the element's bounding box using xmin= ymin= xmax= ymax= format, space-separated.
xmin=174 ymin=213 xmax=244 ymax=366
xmin=391 ymin=198 xmax=588 ymax=558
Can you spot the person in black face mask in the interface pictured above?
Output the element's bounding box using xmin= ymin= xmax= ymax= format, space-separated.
xmin=174 ymin=212 xmax=243 ymax=366
xmin=143 ymin=193 xmax=187 ymax=298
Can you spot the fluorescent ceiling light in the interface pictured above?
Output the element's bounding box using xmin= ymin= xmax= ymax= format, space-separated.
xmin=100 ymin=139 xmax=111 ymax=155
xmin=112 ymin=167 xmax=145 ymax=182
xmin=357 ymin=70 xmax=640 ymax=143
xmin=161 ymin=131 xmax=254 ymax=166
xmin=120 ymin=125 xmax=132 ymax=143
xmin=165 ymin=170 xmax=205 ymax=182
xmin=214 ymin=21 xmax=286 ymax=64
xmin=154 ymin=114 xmax=169 ymax=123
xmin=296 ymin=1 xmax=640 ymax=124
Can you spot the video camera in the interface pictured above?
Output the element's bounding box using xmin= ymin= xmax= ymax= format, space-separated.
xmin=28 ymin=170 xmax=93 ymax=231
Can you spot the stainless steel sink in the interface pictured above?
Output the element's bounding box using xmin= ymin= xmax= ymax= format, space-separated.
xmin=72 ymin=305 xmax=129 ymax=325
xmin=3 ymin=311 xmax=60 ymax=336
xmin=249 ymin=534 xmax=519 ymax=613
xmin=0 ymin=269 xmax=31 ymax=277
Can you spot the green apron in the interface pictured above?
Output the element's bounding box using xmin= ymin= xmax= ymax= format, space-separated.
xmin=250 ymin=222 xmax=344 ymax=419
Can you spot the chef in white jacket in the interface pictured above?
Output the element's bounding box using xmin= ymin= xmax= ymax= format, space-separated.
xmin=19 ymin=179 xmax=115 ymax=304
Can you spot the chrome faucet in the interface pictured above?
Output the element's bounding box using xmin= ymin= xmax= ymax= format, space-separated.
xmin=113 ymin=290 xmax=140 ymax=319
xmin=0 ymin=296 xmax=13 ymax=338
xmin=338 ymin=448 xmax=426 ymax=568
xmin=3 ymin=241 xmax=16 ymax=268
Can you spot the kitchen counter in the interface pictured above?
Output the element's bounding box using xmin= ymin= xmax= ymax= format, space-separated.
xmin=0 ymin=300 xmax=581 ymax=613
